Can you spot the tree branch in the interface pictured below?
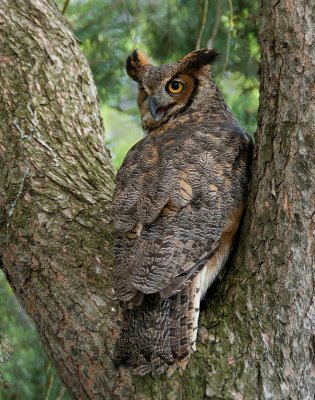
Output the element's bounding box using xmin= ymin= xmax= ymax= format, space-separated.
xmin=0 ymin=0 xmax=314 ymax=399
xmin=61 ymin=0 xmax=70 ymax=15
xmin=206 ymin=0 xmax=221 ymax=48
xmin=0 ymin=0 xmax=116 ymax=398
xmin=222 ymin=0 xmax=234 ymax=74
xmin=195 ymin=0 xmax=208 ymax=50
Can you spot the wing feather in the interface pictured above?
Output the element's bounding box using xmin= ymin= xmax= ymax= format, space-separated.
xmin=113 ymin=124 xmax=249 ymax=302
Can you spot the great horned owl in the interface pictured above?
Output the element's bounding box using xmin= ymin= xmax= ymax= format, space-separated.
xmin=112 ymin=48 xmax=253 ymax=375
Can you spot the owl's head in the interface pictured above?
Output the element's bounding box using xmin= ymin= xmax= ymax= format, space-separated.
xmin=126 ymin=48 xmax=220 ymax=133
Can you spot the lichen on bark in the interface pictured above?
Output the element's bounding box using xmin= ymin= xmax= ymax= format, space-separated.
xmin=0 ymin=0 xmax=117 ymax=397
xmin=0 ymin=332 xmax=12 ymax=389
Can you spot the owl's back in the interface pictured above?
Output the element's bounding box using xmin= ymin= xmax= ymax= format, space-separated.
xmin=112 ymin=49 xmax=253 ymax=375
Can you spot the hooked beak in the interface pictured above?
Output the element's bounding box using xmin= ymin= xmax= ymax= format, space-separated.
xmin=149 ymin=96 xmax=165 ymax=121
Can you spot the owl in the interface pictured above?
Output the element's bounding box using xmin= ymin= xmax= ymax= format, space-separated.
xmin=112 ymin=48 xmax=253 ymax=375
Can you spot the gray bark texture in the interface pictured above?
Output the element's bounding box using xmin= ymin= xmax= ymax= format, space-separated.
xmin=0 ymin=0 xmax=117 ymax=397
xmin=0 ymin=0 xmax=314 ymax=399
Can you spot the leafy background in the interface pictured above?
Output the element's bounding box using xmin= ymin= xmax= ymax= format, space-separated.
xmin=0 ymin=0 xmax=259 ymax=398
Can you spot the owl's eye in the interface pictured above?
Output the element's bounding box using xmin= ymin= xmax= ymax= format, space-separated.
xmin=166 ymin=80 xmax=185 ymax=95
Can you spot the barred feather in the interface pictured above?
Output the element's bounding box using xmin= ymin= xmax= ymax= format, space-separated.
xmin=112 ymin=48 xmax=253 ymax=375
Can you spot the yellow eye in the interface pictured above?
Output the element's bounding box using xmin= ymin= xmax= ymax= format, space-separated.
xmin=167 ymin=80 xmax=184 ymax=95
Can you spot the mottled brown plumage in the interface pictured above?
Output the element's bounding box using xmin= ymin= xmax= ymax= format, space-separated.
xmin=112 ymin=48 xmax=253 ymax=375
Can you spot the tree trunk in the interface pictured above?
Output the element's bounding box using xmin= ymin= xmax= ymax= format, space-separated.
xmin=0 ymin=332 xmax=12 ymax=389
xmin=0 ymin=0 xmax=314 ymax=399
xmin=0 ymin=0 xmax=117 ymax=398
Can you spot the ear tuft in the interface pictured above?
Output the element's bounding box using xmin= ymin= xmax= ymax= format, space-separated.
xmin=126 ymin=50 xmax=150 ymax=82
xmin=181 ymin=48 xmax=220 ymax=71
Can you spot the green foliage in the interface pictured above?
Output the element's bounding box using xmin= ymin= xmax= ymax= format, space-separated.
xmin=60 ymin=0 xmax=259 ymax=167
xmin=101 ymin=105 xmax=142 ymax=169
xmin=61 ymin=0 xmax=135 ymax=101
xmin=219 ymin=72 xmax=259 ymax=135
xmin=0 ymin=272 xmax=70 ymax=400
xmin=60 ymin=0 xmax=259 ymax=119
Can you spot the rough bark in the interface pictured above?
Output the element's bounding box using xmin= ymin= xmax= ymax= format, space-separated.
xmin=0 ymin=0 xmax=117 ymax=398
xmin=0 ymin=333 xmax=12 ymax=389
xmin=0 ymin=0 xmax=314 ymax=399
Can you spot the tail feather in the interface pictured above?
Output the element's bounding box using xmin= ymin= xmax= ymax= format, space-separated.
xmin=115 ymin=283 xmax=198 ymax=375
xmin=169 ymin=293 xmax=182 ymax=358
